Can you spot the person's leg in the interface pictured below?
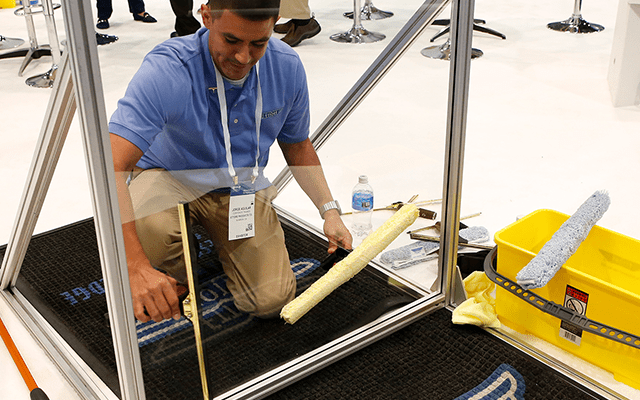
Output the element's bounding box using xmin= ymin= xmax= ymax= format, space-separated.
xmin=276 ymin=0 xmax=320 ymax=47
xmin=96 ymin=0 xmax=113 ymax=21
xmin=127 ymin=0 xmax=145 ymax=16
xmin=278 ymin=0 xmax=311 ymax=20
xmin=128 ymin=169 xmax=204 ymax=284
xmin=128 ymin=0 xmax=157 ymax=22
xmin=197 ymin=186 xmax=296 ymax=318
xmin=169 ymin=0 xmax=201 ymax=36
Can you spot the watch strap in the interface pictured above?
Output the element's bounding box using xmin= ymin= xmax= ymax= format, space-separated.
xmin=319 ymin=200 xmax=341 ymax=219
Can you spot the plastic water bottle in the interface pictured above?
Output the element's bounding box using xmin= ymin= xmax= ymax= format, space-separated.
xmin=351 ymin=175 xmax=374 ymax=238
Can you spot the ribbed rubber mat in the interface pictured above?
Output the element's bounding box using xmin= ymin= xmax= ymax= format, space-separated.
xmin=2 ymin=220 xmax=606 ymax=400
xmin=267 ymin=307 xmax=606 ymax=400
xmin=2 ymin=218 xmax=407 ymax=399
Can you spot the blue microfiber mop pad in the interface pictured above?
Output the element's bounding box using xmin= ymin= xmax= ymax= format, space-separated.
xmin=515 ymin=190 xmax=610 ymax=289
xmin=459 ymin=226 xmax=490 ymax=244
xmin=380 ymin=241 xmax=438 ymax=264
xmin=380 ymin=226 xmax=490 ymax=269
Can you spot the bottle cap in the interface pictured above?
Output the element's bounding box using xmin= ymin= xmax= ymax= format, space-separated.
xmin=358 ymin=175 xmax=368 ymax=184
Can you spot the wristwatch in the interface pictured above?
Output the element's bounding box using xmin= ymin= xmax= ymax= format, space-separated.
xmin=319 ymin=200 xmax=342 ymax=219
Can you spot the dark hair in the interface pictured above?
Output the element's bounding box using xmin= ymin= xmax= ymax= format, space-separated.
xmin=206 ymin=0 xmax=280 ymax=21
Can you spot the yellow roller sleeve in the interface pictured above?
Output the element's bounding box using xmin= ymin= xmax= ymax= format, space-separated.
xmin=280 ymin=203 xmax=419 ymax=324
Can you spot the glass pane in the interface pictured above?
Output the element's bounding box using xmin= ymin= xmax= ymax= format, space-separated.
xmin=102 ymin=1 xmax=435 ymax=398
xmin=273 ymin=4 xmax=452 ymax=292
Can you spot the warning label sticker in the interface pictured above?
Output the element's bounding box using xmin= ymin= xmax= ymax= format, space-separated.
xmin=559 ymin=285 xmax=589 ymax=346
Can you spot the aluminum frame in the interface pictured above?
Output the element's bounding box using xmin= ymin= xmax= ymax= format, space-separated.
xmin=438 ymin=0 xmax=476 ymax=306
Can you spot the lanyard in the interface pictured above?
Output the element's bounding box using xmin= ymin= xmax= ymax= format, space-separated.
xmin=213 ymin=61 xmax=262 ymax=186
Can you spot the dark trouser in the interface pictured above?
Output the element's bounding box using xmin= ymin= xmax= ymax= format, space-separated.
xmin=169 ymin=0 xmax=201 ymax=36
xmin=96 ymin=0 xmax=145 ymax=20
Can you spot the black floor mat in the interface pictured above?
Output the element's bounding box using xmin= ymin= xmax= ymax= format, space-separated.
xmin=2 ymin=217 xmax=411 ymax=399
xmin=1 ymin=219 xmax=607 ymax=400
xmin=267 ymin=308 xmax=606 ymax=400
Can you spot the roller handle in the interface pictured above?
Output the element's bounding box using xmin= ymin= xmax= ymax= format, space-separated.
xmin=0 ymin=318 xmax=50 ymax=399
xmin=319 ymin=247 xmax=351 ymax=271
xmin=30 ymin=388 xmax=50 ymax=400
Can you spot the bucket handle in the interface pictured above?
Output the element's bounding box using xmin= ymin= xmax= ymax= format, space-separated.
xmin=483 ymin=246 xmax=640 ymax=350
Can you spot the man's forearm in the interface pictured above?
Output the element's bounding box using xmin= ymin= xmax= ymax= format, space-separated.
xmin=114 ymin=171 xmax=151 ymax=271
xmin=289 ymin=164 xmax=334 ymax=210
xmin=279 ymin=139 xmax=335 ymax=212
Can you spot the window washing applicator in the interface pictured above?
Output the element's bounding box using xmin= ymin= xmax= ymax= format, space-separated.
xmin=516 ymin=190 xmax=610 ymax=290
xmin=379 ymin=226 xmax=490 ymax=270
xmin=281 ymin=203 xmax=419 ymax=324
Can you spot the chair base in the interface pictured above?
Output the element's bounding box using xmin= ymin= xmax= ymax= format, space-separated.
xmin=0 ymin=46 xmax=53 ymax=76
xmin=547 ymin=15 xmax=604 ymax=33
xmin=431 ymin=20 xmax=506 ymax=42
xmin=421 ymin=42 xmax=483 ymax=61
xmin=26 ymin=64 xmax=57 ymax=88
xmin=330 ymin=26 xmax=385 ymax=44
xmin=0 ymin=36 xmax=25 ymax=51
xmin=344 ymin=4 xmax=393 ymax=21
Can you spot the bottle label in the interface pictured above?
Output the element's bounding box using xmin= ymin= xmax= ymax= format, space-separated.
xmin=352 ymin=192 xmax=373 ymax=211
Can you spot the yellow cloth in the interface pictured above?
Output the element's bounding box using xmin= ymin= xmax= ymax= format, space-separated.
xmin=452 ymin=271 xmax=501 ymax=328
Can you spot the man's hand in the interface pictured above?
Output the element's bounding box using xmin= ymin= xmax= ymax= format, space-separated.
xmin=128 ymin=261 xmax=182 ymax=323
xmin=323 ymin=210 xmax=353 ymax=254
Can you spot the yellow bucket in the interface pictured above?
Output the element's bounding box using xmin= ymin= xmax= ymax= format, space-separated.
xmin=494 ymin=209 xmax=640 ymax=390
xmin=0 ymin=0 xmax=16 ymax=8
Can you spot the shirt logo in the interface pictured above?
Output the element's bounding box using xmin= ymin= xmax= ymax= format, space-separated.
xmin=208 ymin=87 xmax=217 ymax=93
xmin=262 ymin=108 xmax=282 ymax=119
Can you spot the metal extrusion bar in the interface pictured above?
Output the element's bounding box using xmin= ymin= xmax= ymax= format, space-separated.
xmin=178 ymin=202 xmax=211 ymax=400
xmin=61 ymin=0 xmax=146 ymax=398
xmin=218 ymin=294 xmax=446 ymax=400
xmin=273 ymin=0 xmax=450 ymax=192
xmin=0 ymin=50 xmax=109 ymax=400
xmin=0 ymin=51 xmax=75 ymax=290
xmin=437 ymin=0 xmax=476 ymax=306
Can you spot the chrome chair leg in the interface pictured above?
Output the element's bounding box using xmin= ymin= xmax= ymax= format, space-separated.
xmin=547 ymin=0 xmax=604 ymax=33
xmin=343 ymin=0 xmax=393 ymax=21
xmin=331 ymin=0 xmax=385 ymax=44
xmin=26 ymin=0 xmax=61 ymax=88
xmin=2 ymin=1 xmax=59 ymax=76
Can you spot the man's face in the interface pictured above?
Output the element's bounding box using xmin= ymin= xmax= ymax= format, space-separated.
xmin=202 ymin=7 xmax=276 ymax=80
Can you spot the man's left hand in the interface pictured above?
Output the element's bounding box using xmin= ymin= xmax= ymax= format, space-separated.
xmin=323 ymin=210 xmax=353 ymax=253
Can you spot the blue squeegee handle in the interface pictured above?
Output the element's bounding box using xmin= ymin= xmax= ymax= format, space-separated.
xmin=483 ymin=246 xmax=640 ymax=350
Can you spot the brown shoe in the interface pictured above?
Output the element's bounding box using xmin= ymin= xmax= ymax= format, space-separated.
xmin=274 ymin=19 xmax=294 ymax=34
xmin=281 ymin=18 xmax=321 ymax=47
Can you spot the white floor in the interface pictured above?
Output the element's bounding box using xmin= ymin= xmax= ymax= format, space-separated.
xmin=1 ymin=0 xmax=640 ymax=398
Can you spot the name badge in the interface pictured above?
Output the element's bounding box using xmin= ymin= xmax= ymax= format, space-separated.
xmin=228 ymin=182 xmax=255 ymax=241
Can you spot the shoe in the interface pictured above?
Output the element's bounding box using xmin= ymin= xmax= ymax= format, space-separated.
xmin=170 ymin=31 xmax=179 ymax=38
xmin=96 ymin=32 xmax=118 ymax=46
xmin=281 ymin=18 xmax=320 ymax=47
xmin=274 ymin=19 xmax=293 ymax=34
xmin=133 ymin=12 xmax=157 ymax=23
xmin=96 ymin=19 xmax=109 ymax=29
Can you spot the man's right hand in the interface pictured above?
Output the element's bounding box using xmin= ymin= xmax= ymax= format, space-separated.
xmin=128 ymin=261 xmax=182 ymax=323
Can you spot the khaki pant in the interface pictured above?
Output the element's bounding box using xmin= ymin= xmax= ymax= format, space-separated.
xmin=279 ymin=0 xmax=311 ymax=19
xmin=129 ymin=169 xmax=296 ymax=318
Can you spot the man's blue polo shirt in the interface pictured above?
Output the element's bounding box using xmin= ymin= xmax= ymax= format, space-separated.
xmin=109 ymin=27 xmax=310 ymax=192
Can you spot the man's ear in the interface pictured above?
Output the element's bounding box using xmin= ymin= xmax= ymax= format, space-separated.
xmin=201 ymin=4 xmax=211 ymax=26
